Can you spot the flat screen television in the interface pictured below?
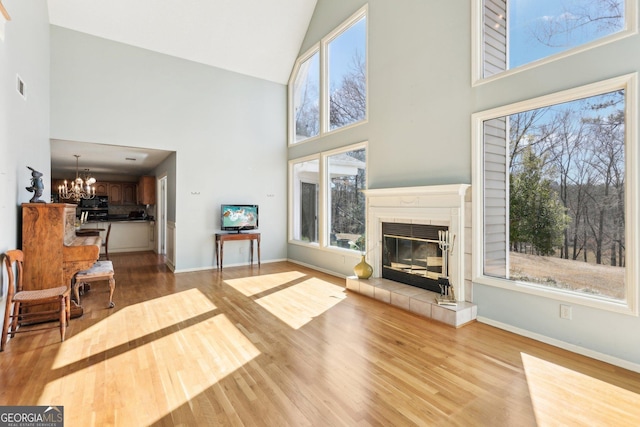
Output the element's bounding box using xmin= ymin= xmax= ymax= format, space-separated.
xmin=221 ymin=204 xmax=259 ymax=233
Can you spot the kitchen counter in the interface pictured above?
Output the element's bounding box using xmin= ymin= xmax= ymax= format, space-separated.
xmin=102 ymin=214 xmax=154 ymax=222
xmin=85 ymin=218 xmax=153 ymax=223
xmin=80 ymin=220 xmax=155 ymax=253
xmin=107 ymin=218 xmax=153 ymax=222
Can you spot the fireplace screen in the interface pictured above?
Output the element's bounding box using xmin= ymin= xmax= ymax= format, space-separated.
xmin=381 ymin=223 xmax=448 ymax=293
xmin=384 ymin=236 xmax=442 ymax=279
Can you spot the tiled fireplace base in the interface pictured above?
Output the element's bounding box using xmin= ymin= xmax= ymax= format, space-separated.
xmin=346 ymin=277 xmax=477 ymax=328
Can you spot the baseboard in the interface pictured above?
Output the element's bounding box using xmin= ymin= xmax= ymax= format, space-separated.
xmin=172 ymin=258 xmax=287 ymax=274
xmin=286 ymin=259 xmax=347 ymax=279
xmin=477 ymin=316 xmax=640 ymax=374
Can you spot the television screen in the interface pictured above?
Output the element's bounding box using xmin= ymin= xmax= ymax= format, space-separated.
xmin=221 ymin=204 xmax=259 ymax=232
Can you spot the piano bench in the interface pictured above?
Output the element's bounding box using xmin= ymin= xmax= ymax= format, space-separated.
xmin=74 ymin=261 xmax=116 ymax=309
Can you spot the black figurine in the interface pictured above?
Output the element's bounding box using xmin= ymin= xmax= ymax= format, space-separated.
xmin=26 ymin=166 xmax=45 ymax=203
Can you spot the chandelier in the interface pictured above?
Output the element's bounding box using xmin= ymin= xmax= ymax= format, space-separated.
xmin=58 ymin=155 xmax=97 ymax=202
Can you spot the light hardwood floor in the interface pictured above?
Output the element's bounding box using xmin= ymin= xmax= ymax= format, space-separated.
xmin=1 ymin=252 xmax=639 ymax=426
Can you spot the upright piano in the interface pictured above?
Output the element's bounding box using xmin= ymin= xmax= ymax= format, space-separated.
xmin=21 ymin=203 xmax=101 ymax=317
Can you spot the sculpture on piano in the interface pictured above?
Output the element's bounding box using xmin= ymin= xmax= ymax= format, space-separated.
xmin=26 ymin=166 xmax=45 ymax=203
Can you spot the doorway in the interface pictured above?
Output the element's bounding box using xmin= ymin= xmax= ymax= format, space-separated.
xmin=158 ymin=175 xmax=168 ymax=256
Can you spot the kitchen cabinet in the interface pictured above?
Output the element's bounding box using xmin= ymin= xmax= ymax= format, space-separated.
xmin=122 ymin=182 xmax=137 ymax=205
xmin=95 ymin=183 xmax=108 ymax=195
xmin=108 ymin=183 xmax=122 ymax=204
xmin=54 ymin=179 xmax=140 ymax=205
xmin=137 ymin=176 xmax=156 ymax=205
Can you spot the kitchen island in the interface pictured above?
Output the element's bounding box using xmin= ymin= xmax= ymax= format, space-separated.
xmin=80 ymin=219 xmax=155 ymax=254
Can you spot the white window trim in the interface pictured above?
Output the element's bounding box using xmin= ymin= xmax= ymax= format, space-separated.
xmin=288 ymin=5 xmax=368 ymax=146
xmin=288 ymin=44 xmax=320 ymax=146
xmin=288 ymin=141 xmax=368 ymax=255
xmin=288 ymin=153 xmax=321 ymax=244
xmin=472 ymin=0 xmax=639 ymax=86
xmin=323 ymin=141 xmax=368 ymax=251
xmin=471 ymin=73 xmax=639 ymax=315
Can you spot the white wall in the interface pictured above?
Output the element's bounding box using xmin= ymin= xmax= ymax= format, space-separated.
xmin=50 ymin=27 xmax=288 ymax=271
xmin=0 ymin=1 xmax=51 ymax=250
xmin=290 ymin=0 xmax=640 ymax=369
xmin=288 ymin=0 xmax=473 ymax=277
xmin=0 ymin=0 xmax=50 ymax=331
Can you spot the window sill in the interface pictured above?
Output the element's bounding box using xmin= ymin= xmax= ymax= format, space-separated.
xmin=473 ymin=274 xmax=637 ymax=317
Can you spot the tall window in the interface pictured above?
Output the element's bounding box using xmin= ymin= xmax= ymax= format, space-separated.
xmin=327 ymin=148 xmax=366 ymax=249
xmin=473 ymin=74 xmax=638 ymax=312
xmin=480 ymin=0 xmax=630 ymax=79
xmin=290 ymin=158 xmax=320 ymax=243
xmin=288 ymin=6 xmax=367 ymax=144
xmin=292 ymin=51 xmax=320 ymax=143
xmin=327 ymin=15 xmax=367 ymax=131
xmin=290 ymin=144 xmax=367 ymax=251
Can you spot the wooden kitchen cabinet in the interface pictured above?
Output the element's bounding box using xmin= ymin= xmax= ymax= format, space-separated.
xmin=95 ymin=182 xmax=108 ymax=195
xmin=108 ymin=183 xmax=122 ymax=204
xmin=122 ymin=182 xmax=137 ymax=205
xmin=137 ymin=176 xmax=156 ymax=205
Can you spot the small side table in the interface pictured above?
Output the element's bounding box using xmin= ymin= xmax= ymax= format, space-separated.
xmin=215 ymin=232 xmax=261 ymax=270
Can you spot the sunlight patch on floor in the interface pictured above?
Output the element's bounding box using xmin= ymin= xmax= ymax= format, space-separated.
xmin=255 ymin=277 xmax=346 ymax=329
xmin=53 ymin=288 xmax=218 ymax=368
xmin=225 ymin=270 xmax=307 ymax=296
xmin=521 ymin=352 xmax=640 ymax=425
xmin=42 ymin=313 xmax=260 ymax=424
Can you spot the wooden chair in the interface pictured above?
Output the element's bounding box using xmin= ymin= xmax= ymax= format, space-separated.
xmin=1 ymin=250 xmax=70 ymax=351
xmin=102 ymin=223 xmax=112 ymax=260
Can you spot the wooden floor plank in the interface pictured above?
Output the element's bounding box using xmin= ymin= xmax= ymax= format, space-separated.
xmin=0 ymin=252 xmax=639 ymax=426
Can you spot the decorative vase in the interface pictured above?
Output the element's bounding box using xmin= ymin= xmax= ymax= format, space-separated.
xmin=354 ymin=255 xmax=373 ymax=279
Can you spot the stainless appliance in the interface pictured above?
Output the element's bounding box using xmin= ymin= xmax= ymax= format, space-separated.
xmin=80 ymin=196 xmax=108 ymax=208
xmin=79 ymin=196 xmax=109 ymax=221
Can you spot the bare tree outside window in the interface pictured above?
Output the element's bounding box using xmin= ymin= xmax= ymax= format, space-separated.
xmin=496 ymin=90 xmax=626 ymax=300
xmin=329 ymin=51 xmax=366 ymax=130
xmin=328 ymin=16 xmax=366 ymax=131
xmin=292 ymin=52 xmax=320 ymax=142
xmin=328 ymin=148 xmax=366 ymax=249
xmin=529 ymin=0 xmax=623 ymax=49
xmin=484 ymin=0 xmax=625 ymax=75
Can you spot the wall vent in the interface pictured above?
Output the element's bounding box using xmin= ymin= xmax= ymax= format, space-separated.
xmin=16 ymin=74 xmax=26 ymax=99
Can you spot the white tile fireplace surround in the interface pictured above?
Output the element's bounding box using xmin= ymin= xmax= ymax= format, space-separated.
xmin=346 ymin=184 xmax=476 ymax=327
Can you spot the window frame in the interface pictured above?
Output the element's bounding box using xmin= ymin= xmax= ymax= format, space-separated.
xmin=288 ymin=5 xmax=368 ymax=146
xmin=471 ymin=73 xmax=639 ymax=315
xmin=324 ymin=143 xmax=368 ymax=251
xmin=472 ymin=0 xmax=638 ymax=86
xmin=288 ymin=154 xmax=322 ymax=245
xmin=288 ymin=141 xmax=368 ymax=255
xmin=288 ymin=45 xmax=321 ymax=145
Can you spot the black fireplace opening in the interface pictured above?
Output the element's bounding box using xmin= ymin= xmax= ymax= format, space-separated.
xmin=382 ymin=222 xmax=448 ymax=293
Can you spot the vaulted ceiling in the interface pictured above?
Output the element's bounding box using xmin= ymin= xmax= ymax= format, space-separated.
xmin=47 ymin=0 xmax=317 ymax=84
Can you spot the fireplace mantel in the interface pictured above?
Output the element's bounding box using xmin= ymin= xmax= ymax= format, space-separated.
xmin=363 ymin=184 xmax=470 ymax=302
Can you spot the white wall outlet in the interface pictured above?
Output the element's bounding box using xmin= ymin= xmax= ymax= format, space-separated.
xmin=560 ymin=304 xmax=572 ymax=320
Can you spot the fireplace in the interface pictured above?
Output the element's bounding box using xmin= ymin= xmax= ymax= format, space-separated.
xmin=382 ymin=222 xmax=448 ymax=293
xmin=347 ymin=184 xmax=475 ymax=326
xmin=363 ymin=184 xmax=470 ymax=302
